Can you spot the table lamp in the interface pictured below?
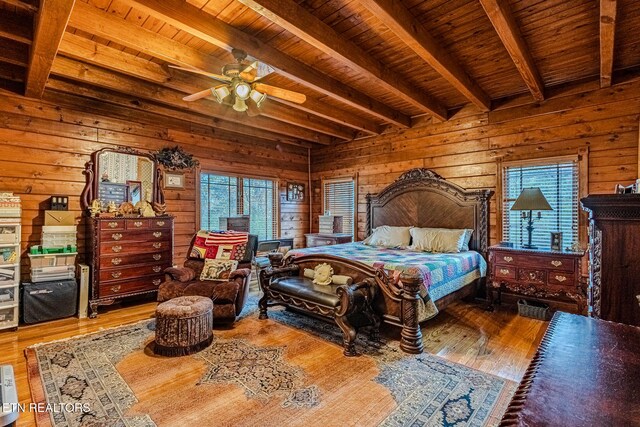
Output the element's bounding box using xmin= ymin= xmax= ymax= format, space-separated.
xmin=510 ymin=187 xmax=552 ymax=249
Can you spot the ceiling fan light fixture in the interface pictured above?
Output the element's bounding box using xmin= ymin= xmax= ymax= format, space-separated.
xmin=234 ymin=80 xmax=251 ymax=100
xmin=232 ymin=96 xmax=248 ymax=112
xmin=249 ymin=89 xmax=267 ymax=108
xmin=212 ymin=85 xmax=230 ymax=103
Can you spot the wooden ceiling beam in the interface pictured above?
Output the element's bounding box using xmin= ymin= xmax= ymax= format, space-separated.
xmin=0 ymin=44 xmax=29 ymax=67
xmin=49 ymin=56 xmax=334 ymax=144
xmin=56 ymin=36 xmax=353 ymax=141
xmin=479 ymin=0 xmax=544 ymax=101
xmin=358 ymin=0 xmax=491 ymax=111
xmin=0 ymin=63 xmax=24 ymax=83
xmin=0 ymin=13 xmax=33 ymax=45
xmin=599 ymin=0 xmax=618 ymax=88
xmin=24 ymin=0 xmax=75 ymax=98
xmin=125 ymin=0 xmax=411 ymax=128
xmin=66 ymin=4 xmax=378 ymax=136
xmin=0 ymin=0 xmax=37 ymax=13
xmin=236 ymin=0 xmax=447 ymax=120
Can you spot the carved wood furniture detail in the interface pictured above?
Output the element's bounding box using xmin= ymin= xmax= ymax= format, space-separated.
xmin=487 ymin=245 xmax=586 ymax=313
xmin=304 ymin=233 xmax=353 ymax=247
xmin=88 ymin=217 xmax=174 ymax=317
xmin=259 ymin=253 xmax=380 ymax=356
xmin=581 ymin=194 xmax=640 ymax=326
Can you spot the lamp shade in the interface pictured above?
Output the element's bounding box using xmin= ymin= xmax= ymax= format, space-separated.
xmin=510 ymin=187 xmax=552 ymax=211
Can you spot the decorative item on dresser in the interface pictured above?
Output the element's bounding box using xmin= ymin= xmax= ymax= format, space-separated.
xmin=81 ymin=147 xmax=174 ymax=318
xmin=305 ymin=233 xmax=353 ymax=247
xmin=581 ymin=194 xmax=640 ymax=326
xmin=487 ymin=243 xmax=586 ymax=314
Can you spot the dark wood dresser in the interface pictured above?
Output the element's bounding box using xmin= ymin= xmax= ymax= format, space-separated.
xmin=581 ymin=194 xmax=640 ymax=326
xmin=304 ymin=233 xmax=352 ymax=247
xmin=88 ymin=216 xmax=174 ymax=317
xmin=487 ymin=244 xmax=586 ymax=313
xmin=501 ymin=312 xmax=640 ymax=426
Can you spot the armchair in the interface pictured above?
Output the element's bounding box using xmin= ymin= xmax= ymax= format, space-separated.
xmin=158 ymin=233 xmax=258 ymax=323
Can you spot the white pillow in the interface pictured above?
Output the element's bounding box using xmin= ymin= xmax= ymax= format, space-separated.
xmin=409 ymin=227 xmax=471 ymax=253
xmin=461 ymin=229 xmax=474 ymax=251
xmin=362 ymin=225 xmax=412 ymax=248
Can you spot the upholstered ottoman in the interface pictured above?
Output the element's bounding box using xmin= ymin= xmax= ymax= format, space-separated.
xmin=154 ymin=296 xmax=213 ymax=357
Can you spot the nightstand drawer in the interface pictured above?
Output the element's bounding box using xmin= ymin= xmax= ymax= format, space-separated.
xmin=548 ymin=272 xmax=574 ymax=286
xmin=517 ymin=268 xmax=547 ymax=284
xmin=494 ymin=266 xmax=516 ymax=279
xmin=525 ymin=255 xmax=576 ymax=272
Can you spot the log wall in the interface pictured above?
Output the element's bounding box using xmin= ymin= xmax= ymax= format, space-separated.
xmin=311 ymin=78 xmax=640 ymax=243
xmin=0 ymin=89 xmax=310 ymax=278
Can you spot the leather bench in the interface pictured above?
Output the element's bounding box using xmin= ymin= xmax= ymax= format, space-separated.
xmin=259 ymin=253 xmax=379 ymax=356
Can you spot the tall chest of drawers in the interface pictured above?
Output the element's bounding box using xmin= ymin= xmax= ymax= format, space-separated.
xmin=89 ymin=216 xmax=174 ymax=317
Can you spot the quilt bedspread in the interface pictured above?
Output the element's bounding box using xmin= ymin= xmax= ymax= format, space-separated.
xmin=287 ymin=243 xmax=487 ymax=321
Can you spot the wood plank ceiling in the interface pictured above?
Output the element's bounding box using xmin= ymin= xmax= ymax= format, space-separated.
xmin=1 ymin=0 xmax=639 ymax=147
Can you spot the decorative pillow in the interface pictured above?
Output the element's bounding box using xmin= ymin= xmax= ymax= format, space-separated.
xmin=362 ymin=225 xmax=412 ymax=248
xmin=200 ymin=259 xmax=238 ymax=281
xmin=409 ymin=227 xmax=470 ymax=253
xmin=461 ymin=229 xmax=474 ymax=251
xmin=190 ymin=230 xmax=248 ymax=260
xmin=313 ymin=263 xmax=334 ymax=286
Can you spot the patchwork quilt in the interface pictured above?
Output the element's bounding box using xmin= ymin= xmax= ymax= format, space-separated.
xmin=288 ymin=242 xmax=487 ymax=321
xmin=190 ymin=230 xmax=249 ymax=260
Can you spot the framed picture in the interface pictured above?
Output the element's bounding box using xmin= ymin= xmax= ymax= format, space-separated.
xmin=165 ymin=172 xmax=185 ymax=189
xmin=286 ymin=182 xmax=305 ymax=201
xmin=550 ymin=232 xmax=563 ymax=251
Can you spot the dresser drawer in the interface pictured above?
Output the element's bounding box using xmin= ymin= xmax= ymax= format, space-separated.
xmin=126 ymin=219 xmax=149 ymax=230
xmin=494 ymin=266 xmax=516 ymax=279
xmin=99 ymin=262 xmax=170 ymax=283
xmin=151 ymin=218 xmax=172 ymax=229
xmin=100 ymin=229 xmax=170 ymax=242
xmin=98 ymin=275 xmax=163 ymax=297
xmin=548 ymin=271 xmax=574 ymax=287
xmin=308 ymin=237 xmax=336 ymax=247
xmin=517 ymin=268 xmax=547 ymax=284
xmin=100 ymin=239 xmax=171 ymax=254
xmin=100 ymin=219 xmax=125 ymax=230
xmin=100 ymin=250 xmax=171 ymax=267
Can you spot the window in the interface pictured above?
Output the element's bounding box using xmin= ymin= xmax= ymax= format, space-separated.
xmin=502 ymin=158 xmax=579 ymax=249
xmin=323 ymin=178 xmax=355 ymax=237
xmin=200 ymin=173 xmax=278 ymax=240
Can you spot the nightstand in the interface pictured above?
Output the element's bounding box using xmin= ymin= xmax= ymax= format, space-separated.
xmin=487 ymin=244 xmax=586 ymax=314
xmin=304 ymin=233 xmax=352 ymax=247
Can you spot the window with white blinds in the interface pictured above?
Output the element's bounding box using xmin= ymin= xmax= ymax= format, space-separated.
xmin=502 ymin=159 xmax=579 ymax=249
xmin=323 ymin=178 xmax=355 ymax=237
xmin=200 ymin=172 xmax=278 ymax=240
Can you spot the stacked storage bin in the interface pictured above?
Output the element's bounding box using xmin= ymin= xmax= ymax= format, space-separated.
xmin=0 ymin=193 xmax=21 ymax=331
xmin=29 ymin=226 xmax=77 ymax=282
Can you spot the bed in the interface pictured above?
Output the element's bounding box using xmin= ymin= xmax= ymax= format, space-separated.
xmin=286 ymin=168 xmax=493 ymax=353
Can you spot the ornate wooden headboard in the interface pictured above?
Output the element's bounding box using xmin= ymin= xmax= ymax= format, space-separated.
xmin=366 ymin=168 xmax=493 ymax=255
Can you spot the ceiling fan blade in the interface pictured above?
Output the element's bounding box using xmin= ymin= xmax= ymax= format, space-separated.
xmin=182 ymin=88 xmax=213 ymax=102
xmin=168 ymin=65 xmax=231 ymax=83
xmin=253 ymin=83 xmax=306 ymax=104
xmin=240 ymin=61 xmax=275 ymax=82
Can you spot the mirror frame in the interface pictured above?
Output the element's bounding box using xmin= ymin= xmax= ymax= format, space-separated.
xmin=81 ymin=146 xmax=165 ymax=212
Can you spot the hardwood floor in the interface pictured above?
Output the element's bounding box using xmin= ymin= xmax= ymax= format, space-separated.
xmin=0 ymin=298 xmax=546 ymax=426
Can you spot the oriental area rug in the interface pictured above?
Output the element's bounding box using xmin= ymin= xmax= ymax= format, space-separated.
xmin=25 ymin=302 xmax=515 ymax=427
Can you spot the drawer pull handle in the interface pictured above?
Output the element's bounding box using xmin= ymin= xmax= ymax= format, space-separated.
xmin=110 ymin=285 xmax=121 ymax=293
xmin=156 ymin=221 xmax=165 ymax=226
xmin=153 ymin=242 xmax=162 ymax=249
xmin=112 ymin=233 xmax=123 ymax=241
xmin=111 ymin=258 xmax=122 ymax=265
xmin=153 ymin=232 xmax=162 ymax=238
xmin=503 ymin=256 xmax=513 ymax=262
xmin=108 ymin=222 xmax=119 ymax=229
xmin=499 ymin=268 xmax=510 ymax=275
xmin=153 ymin=254 xmax=162 ymax=261
xmin=111 ymin=271 xmax=122 ymax=279
xmin=111 ymin=245 xmax=122 ymax=253
xmin=529 ymin=272 xmax=537 ymax=280
xmin=134 ymin=221 xmax=143 ymax=228
xmin=551 ymin=260 xmax=563 ymax=267
xmin=555 ymin=275 xmax=567 ymax=282
xmin=153 ymin=266 xmax=162 ymax=273
xmin=153 ymin=279 xmax=161 ymax=286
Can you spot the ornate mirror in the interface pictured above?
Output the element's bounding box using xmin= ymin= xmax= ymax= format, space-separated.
xmin=80 ymin=147 xmax=165 ymax=212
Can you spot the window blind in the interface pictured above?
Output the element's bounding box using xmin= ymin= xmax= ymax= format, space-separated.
xmin=502 ymin=160 xmax=579 ymax=249
xmin=200 ymin=173 xmax=278 ymax=240
xmin=323 ymin=178 xmax=355 ymax=237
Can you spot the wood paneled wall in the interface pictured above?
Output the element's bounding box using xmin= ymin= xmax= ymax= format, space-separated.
xmin=311 ymin=78 xmax=640 ymax=243
xmin=0 ymin=90 xmax=310 ymax=279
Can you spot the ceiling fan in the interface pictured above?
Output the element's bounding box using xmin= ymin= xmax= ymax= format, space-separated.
xmin=171 ymin=49 xmax=306 ymax=114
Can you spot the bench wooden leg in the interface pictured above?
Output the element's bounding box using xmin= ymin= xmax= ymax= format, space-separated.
xmin=335 ymin=314 xmax=357 ymax=357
